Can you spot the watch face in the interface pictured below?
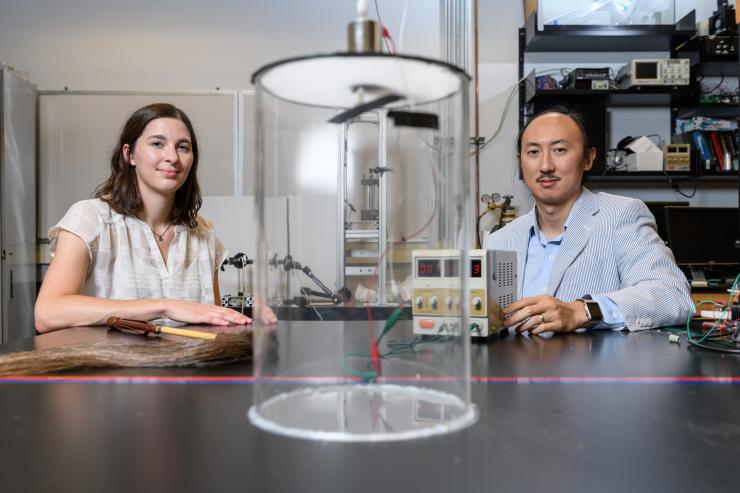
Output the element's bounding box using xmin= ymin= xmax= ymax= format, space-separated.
xmin=585 ymin=301 xmax=603 ymax=320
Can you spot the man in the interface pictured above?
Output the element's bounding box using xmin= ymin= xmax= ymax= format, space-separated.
xmin=484 ymin=107 xmax=693 ymax=334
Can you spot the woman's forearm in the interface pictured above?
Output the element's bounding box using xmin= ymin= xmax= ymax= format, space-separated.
xmin=34 ymin=295 xmax=168 ymax=333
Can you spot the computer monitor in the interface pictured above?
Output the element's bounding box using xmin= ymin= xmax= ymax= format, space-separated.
xmin=664 ymin=207 xmax=739 ymax=265
xmin=643 ymin=201 xmax=689 ymax=243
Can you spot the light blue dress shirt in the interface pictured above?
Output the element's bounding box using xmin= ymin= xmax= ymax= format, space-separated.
xmin=522 ymin=197 xmax=625 ymax=329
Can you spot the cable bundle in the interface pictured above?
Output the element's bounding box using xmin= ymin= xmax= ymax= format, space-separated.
xmin=682 ymin=273 xmax=740 ymax=354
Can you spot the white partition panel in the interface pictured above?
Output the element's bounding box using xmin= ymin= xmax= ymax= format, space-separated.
xmin=39 ymin=92 xmax=237 ymax=238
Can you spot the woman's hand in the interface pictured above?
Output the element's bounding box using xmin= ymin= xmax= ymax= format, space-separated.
xmin=165 ymin=299 xmax=251 ymax=326
xmin=253 ymin=299 xmax=278 ymax=325
xmin=502 ymin=295 xmax=588 ymax=335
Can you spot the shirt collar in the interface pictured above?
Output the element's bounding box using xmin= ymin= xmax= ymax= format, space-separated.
xmin=528 ymin=189 xmax=586 ymax=245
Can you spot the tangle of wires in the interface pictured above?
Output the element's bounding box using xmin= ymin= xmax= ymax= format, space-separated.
xmin=343 ymin=307 xmax=453 ymax=383
xmin=669 ymin=273 xmax=740 ymax=354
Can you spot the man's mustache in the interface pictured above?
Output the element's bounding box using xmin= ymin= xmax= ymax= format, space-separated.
xmin=536 ymin=175 xmax=561 ymax=182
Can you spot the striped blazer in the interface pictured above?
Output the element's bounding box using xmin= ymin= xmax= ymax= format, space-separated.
xmin=484 ymin=188 xmax=693 ymax=330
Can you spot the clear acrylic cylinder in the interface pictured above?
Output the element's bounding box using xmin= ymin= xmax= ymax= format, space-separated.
xmin=249 ymin=53 xmax=476 ymax=441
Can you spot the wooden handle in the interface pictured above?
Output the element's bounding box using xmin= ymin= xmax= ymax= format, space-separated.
xmin=158 ymin=326 xmax=217 ymax=341
xmin=107 ymin=317 xmax=217 ymax=341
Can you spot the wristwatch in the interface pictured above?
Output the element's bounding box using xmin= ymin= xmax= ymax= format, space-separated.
xmin=577 ymin=298 xmax=603 ymax=329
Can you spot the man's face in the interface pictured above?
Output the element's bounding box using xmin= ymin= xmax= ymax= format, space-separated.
xmin=519 ymin=113 xmax=595 ymax=208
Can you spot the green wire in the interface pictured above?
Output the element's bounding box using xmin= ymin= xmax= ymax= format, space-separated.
xmin=342 ymin=308 xmax=404 ymax=383
xmin=341 ymin=352 xmax=378 ymax=383
xmin=687 ymin=300 xmax=729 ymax=344
xmin=376 ymin=307 xmax=403 ymax=345
xmin=343 ymin=307 xmax=452 ymax=382
xmin=686 ymin=272 xmax=740 ymax=347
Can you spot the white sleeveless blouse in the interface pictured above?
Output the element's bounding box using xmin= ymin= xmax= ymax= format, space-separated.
xmin=49 ymin=199 xmax=227 ymax=304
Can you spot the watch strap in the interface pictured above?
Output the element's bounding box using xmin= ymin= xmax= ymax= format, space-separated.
xmin=577 ymin=298 xmax=603 ymax=329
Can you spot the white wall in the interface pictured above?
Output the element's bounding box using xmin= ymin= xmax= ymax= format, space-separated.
xmin=0 ymin=0 xmax=439 ymax=91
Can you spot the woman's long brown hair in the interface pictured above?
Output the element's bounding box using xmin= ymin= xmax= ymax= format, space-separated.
xmin=95 ymin=103 xmax=202 ymax=228
xmin=0 ymin=332 xmax=251 ymax=376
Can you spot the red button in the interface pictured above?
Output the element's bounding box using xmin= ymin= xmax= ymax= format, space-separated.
xmin=419 ymin=319 xmax=435 ymax=329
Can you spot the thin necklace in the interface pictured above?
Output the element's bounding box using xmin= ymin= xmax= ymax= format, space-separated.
xmin=151 ymin=223 xmax=173 ymax=242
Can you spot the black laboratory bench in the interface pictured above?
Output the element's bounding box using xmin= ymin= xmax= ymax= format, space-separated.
xmin=1 ymin=322 xmax=739 ymax=493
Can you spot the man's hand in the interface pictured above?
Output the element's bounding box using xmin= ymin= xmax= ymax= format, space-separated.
xmin=502 ymin=295 xmax=589 ymax=335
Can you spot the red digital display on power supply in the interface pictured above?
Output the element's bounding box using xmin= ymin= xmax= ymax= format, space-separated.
xmin=470 ymin=259 xmax=482 ymax=278
xmin=417 ymin=259 xmax=441 ymax=277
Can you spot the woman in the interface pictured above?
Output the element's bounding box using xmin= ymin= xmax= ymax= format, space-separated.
xmin=35 ymin=103 xmax=272 ymax=332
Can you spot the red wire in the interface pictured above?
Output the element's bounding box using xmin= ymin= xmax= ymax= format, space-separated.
xmin=359 ymin=131 xmax=442 ymax=379
xmin=382 ymin=26 xmax=395 ymax=54
xmin=363 ymin=186 xmax=440 ymax=378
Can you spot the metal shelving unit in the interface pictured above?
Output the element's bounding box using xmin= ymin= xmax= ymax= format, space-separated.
xmin=523 ymin=70 xmax=698 ymax=106
xmin=337 ymin=112 xmax=391 ymax=305
xmin=518 ymin=9 xmax=739 ymax=181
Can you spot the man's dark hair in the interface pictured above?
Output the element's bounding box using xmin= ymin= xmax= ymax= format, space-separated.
xmin=515 ymin=105 xmax=595 ymax=161
xmin=95 ymin=103 xmax=202 ymax=228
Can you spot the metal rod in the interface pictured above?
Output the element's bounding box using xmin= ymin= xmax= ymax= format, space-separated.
xmin=474 ymin=0 xmax=480 ymax=247
xmin=378 ymin=109 xmax=388 ymax=304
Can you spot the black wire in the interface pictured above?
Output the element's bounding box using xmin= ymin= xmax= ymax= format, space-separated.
xmin=662 ymin=171 xmax=698 ymax=198
xmin=701 ymin=73 xmax=725 ymax=95
xmin=373 ymin=0 xmax=392 ymax=54
xmin=476 ymin=211 xmax=483 ymax=249
xmin=688 ymin=338 xmax=740 ymax=354
xmin=672 ymin=32 xmax=699 ymax=53
xmin=589 ymin=151 xmax=618 ymax=186
xmin=644 ymin=134 xmax=664 ymax=147
xmin=477 ymin=76 xmax=534 ymax=154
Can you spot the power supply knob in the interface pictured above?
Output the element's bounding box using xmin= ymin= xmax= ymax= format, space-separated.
xmin=429 ymin=296 xmax=438 ymax=309
xmin=415 ymin=296 xmax=424 ymax=308
xmin=446 ymin=296 xmax=453 ymax=309
xmin=472 ymin=297 xmax=482 ymax=310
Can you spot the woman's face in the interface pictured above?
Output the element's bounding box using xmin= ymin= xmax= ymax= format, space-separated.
xmin=123 ymin=117 xmax=194 ymax=199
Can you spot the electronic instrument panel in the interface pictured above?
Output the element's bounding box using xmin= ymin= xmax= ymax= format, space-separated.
xmin=411 ymin=249 xmax=516 ymax=338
